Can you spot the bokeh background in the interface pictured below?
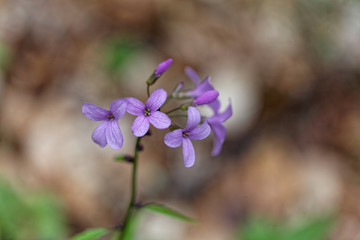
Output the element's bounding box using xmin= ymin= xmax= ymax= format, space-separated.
xmin=1 ymin=0 xmax=360 ymax=239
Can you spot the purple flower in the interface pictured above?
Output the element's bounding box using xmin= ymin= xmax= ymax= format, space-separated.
xmin=147 ymin=59 xmax=173 ymax=85
xmin=126 ymin=88 xmax=171 ymax=137
xmin=193 ymin=90 xmax=219 ymax=106
xmin=154 ymin=58 xmax=173 ymax=77
xmin=164 ymin=106 xmax=211 ymax=167
xmin=82 ymin=99 xmax=127 ymax=149
xmin=206 ymin=100 xmax=232 ymax=156
xmin=185 ymin=67 xmax=215 ymax=98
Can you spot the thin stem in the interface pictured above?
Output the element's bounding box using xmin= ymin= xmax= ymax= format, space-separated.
xmin=165 ymin=106 xmax=183 ymax=114
xmin=120 ymin=137 xmax=142 ymax=239
xmin=162 ymin=95 xmax=173 ymax=107
xmin=168 ymin=114 xmax=188 ymax=118
xmin=147 ymin=85 xmax=150 ymax=97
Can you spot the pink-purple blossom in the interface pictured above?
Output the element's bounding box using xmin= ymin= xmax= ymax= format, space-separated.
xmin=193 ymin=90 xmax=219 ymax=106
xmin=154 ymin=59 xmax=173 ymax=78
xmin=185 ymin=67 xmax=215 ymax=98
xmin=147 ymin=59 xmax=173 ymax=86
xmin=164 ymin=106 xmax=211 ymax=167
xmin=206 ymin=100 xmax=232 ymax=156
xmin=82 ymin=99 xmax=127 ymax=149
xmin=126 ymin=88 xmax=171 ymax=137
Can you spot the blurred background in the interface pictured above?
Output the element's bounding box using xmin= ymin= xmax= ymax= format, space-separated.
xmin=0 ymin=0 xmax=360 ymax=239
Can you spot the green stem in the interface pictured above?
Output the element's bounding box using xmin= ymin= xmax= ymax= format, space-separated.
xmin=120 ymin=137 xmax=142 ymax=239
xmin=162 ymin=95 xmax=173 ymax=107
xmin=165 ymin=106 xmax=182 ymax=114
xmin=147 ymin=85 xmax=150 ymax=97
xmin=168 ymin=114 xmax=188 ymax=118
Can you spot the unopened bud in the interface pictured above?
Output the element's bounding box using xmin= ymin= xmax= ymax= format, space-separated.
xmin=172 ymin=82 xmax=184 ymax=96
xmin=180 ymin=103 xmax=192 ymax=111
xmin=147 ymin=58 xmax=173 ymax=86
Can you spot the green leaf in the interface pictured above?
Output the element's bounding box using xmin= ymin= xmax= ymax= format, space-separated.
xmin=114 ymin=155 xmax=133 ymax=163
xmin=284 ymin=215 xmax=334 ymax=240
xmin=29 ymin=194 xmax=67 ymax=239
xmin=239 ymin=218 xmax=282 ymax=240
xmin=122 ymin=211 xmax=140 ymax=240
xmin=143 ymin=203 xmax=196 ymax=223
xmin=101 ymin=37 xmax=141 ymax=77
xmin=71 ymin=228 xmax=109 ymax=240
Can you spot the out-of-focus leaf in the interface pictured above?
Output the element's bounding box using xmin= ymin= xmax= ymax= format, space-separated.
xmin=30 ymin=194 xmax=67 ymax=239
xmin=101 ymin=37 xmax=142 ymax=77
xmin=0 ymin=180 xmax=31 ymax=239
xmin=284 ymin=215 xmax=334 ymax=240
xmin=0 ymin=41 xmax=12 ymax=70
xmin=143 ymin=203 xmax=196 ymax=223
xmin=237 ymin=215 xmax=335 ymax=240
xmin=239 ymin=218 xmax=281 ymax=240
xmin=0 ymin=177 xmax=67 ymax=239
xmin=71 ymin=228 xmax=109 ymax=240
xmin=122 ymin=211 xmax=140 ymax=240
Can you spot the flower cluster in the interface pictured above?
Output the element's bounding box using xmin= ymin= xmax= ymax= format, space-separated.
xmin=82 ymin=59 xmax=232 ymax=167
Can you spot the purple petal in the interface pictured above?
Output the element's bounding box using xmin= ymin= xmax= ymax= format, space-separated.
xmin=185 ymin=67 xmax=201 ymax=86
xmin=184 ymin=106 xmax=201 ymax=132
xmin=194 ymin=90 xmax=219 ymax=105
xmin=91 ymin=121 xmax=108 ymax=148
xmin=105 ymin=120 xmax=123 ymax=149
xmin=182 ymin=138 xmax=195 ymax=168
xmin=217 ymin=100 xmax=233 ymax=123
xmin=110 ymin=99 xmax=127 ymax=120
xmin=164 ymin=129 xmax=183 ymax=148
xmin=146 ymin=88 xmax=167 ymax=111
xmin=189 ymin=121 xmax=211 ymax=140
xmin=208 ymin=121 xmax=226 ymax=156
xmin=154 ymin=58 xmax=173 ymax=77
xmin=131 ymin=116 xmax=150 ymax=137
xmin=148 ymin=111 xmax=171 ymax=129
xmin=82 ymin=103 xmax=110 ymax=121
xmin=126 ymin=97 xmax=145 ymax=116
xmin=208 ymin=99 xmax=221 ymax=114
xmin=188 ymin=77 xmax=214 ymax=97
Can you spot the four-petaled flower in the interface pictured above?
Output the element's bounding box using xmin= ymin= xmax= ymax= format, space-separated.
xmin=164 ymin=106 xmax=211 ymax=167
xmin=126 ymin=88 xmax=171 ymax=137
xmin=184 ymin=67 xmax=215 ymax=98
xmin=82 ymin=99 xmax=127 ymax=149
xmin=206 ymin=99 xmax=232 ymax=156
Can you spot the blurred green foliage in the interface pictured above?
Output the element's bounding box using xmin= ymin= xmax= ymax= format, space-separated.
xmin=0 ymin=177 xmax=67 ymax=239
xmin=236 ymin=215 xmax=334 ymax=240
xmin=0 ymin=41 xmax=12 ymax=71
xmin=71 ymin=228 xmax=109 ymax=240
xmin=101 ymin=37 xmax=143 ymax=78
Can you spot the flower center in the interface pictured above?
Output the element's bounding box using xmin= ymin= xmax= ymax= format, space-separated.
xmin=107 ymin=113 xmax=115 ymax=121
xmin=144 ymin=108 xmax=151 ymax=116
xmin=182 ymin=132 xmax=190 ymax=138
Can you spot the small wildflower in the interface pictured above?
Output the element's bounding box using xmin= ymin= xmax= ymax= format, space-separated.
xmin=126 ymin=88 xmax=171 ymax=137
xmin=147 ymin=59 xmax=173 ymax=85
xmin=206 ymin=100 xmax=232 ymax=156
xmin=82 ymin=99 xmax=127 ymax=149
xmin=184 ymin=67 xmax=214 ymax=98
xmin=164 ymin=106 xmax=210 ymax=167
xmin=154 ymin=59 xmax=173 ymax=78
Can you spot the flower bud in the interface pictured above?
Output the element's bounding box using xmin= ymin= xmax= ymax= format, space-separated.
xmin=180 ymin=102 xmax=192 ymax=111
xmin=147 ymin=58 xmax=173 ymax=86
xmin=172 ymin=81 xmax=184 ymax=96
xmin=193 ymin=90 xmax=219 ymax=105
